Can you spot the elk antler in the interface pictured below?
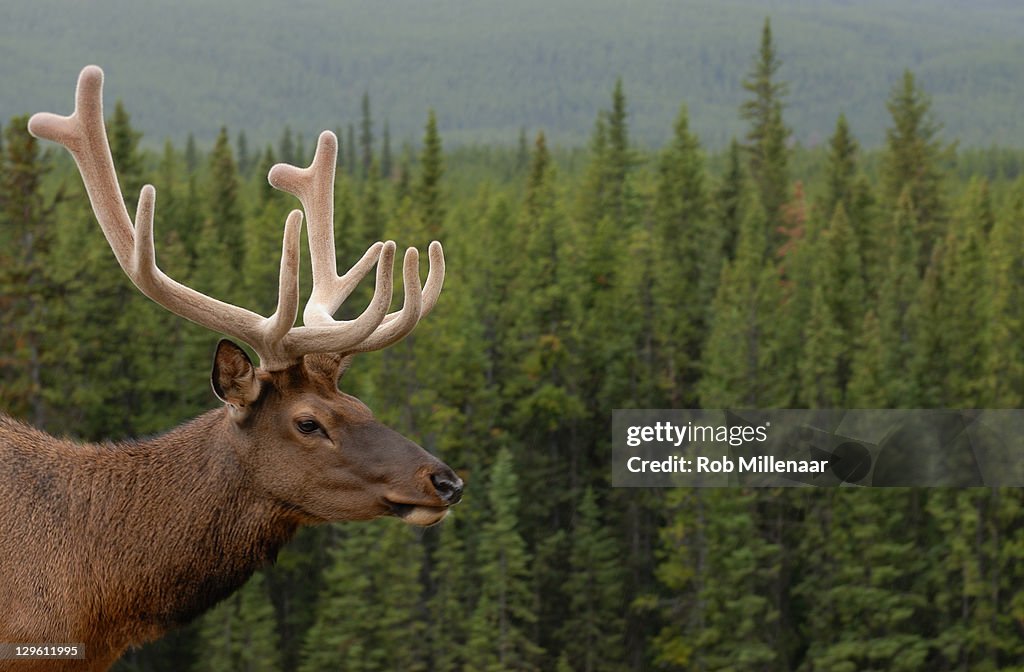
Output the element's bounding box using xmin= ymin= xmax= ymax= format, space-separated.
xmin=29 ymin=66 xmax=444 ymax=370
xmin=269 ymin=131 xmax=445 ymax=353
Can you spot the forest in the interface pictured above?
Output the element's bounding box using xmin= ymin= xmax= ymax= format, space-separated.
xmin=3 ymin=17 xmax=1024 ymax=672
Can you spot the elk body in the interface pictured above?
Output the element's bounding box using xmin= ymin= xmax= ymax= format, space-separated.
xmin=0 ymin=66 xmax=462 ymax=672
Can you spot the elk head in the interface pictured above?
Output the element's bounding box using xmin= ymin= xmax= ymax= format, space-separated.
xmin=28 ymin=66 xmax=462 ymax=527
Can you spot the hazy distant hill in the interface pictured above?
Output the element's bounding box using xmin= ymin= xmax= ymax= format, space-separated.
xmin=3 ymin=0 xmax=1022 ymax=149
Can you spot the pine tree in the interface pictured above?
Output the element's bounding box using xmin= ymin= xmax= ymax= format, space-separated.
xmin=417 ymin=110 xmax=445 ymax=236
xmin=559 ymin=488 xmax=626 ymax=672
xmin=195 ymin=571 xmax=281 ymax=672
xmin=881 ymin=70 xmax=949 ymax=271
xmin=279 ymin=125 xmax=295 ymax=165
xmin=360 ymin=90 xmax=374 ymax=178
xmin=715 ymin=138 xmax=746 ymax=261
xmin=300 ymin=521 xmax=425 ymax=672
xmin=236 ymin=130 xmax=251 ymax=177
xmin=109 ymin=100 xmax=145 ymax=212
xmin=981 ymin=178 xmax=1024 ymax=406
xmin=381 ymin=120 xmax=392 ymax=180
xmin=346 ymin=123 xmax=357 ymax=177
xmin=844 ymin=188 xmax=921 ymax=407
xmin=0 ymin=116 xmax=52 ymax=425
xmin=740 ymin=17 xmax=790 ymax=239
xmin=654 ymin=490 xmax=780 ymax=670
xmin=427 ymin=520 xmax=470 ymax=672
xmin=184 ymin=133 xmax=199 ymax=173
xmin=651 ymin=104 xmax=716 ymax=406
xmin=464 ymin=448 xmax=543 ymax=671
xmin=913 ymin=179 xmax=990 ymax=406
xmin=699 ymin=197 xmax=788 ymax=407
xmin=207 ymin=126 xmax=245 ymax=270
xmin=823 ymin=113 xmax=858 ymax=218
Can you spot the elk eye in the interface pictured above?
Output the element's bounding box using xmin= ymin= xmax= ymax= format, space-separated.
xmin=296 ymin=419 xmax=322 ymax=435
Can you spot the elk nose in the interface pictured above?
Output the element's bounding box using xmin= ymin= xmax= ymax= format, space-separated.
xmin=430 ymin=471 xmax=464 ymax=505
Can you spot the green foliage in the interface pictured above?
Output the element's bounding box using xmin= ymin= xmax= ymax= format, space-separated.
xmin=195 ymin=571 xmax=281 ymax=672
xmin=740 ymin=17 xmax=791 ymax=237
xmin=300 ymin=522 xmax=425 ymax=672
xmin=465 ymin=448 xmax=543 ymax=671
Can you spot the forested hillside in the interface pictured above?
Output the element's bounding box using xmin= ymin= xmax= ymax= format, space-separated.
xmin=3 ymin=17 xmax=1024 ymax=672
xmin=4 ymin=0 xmax=1024 ymax=148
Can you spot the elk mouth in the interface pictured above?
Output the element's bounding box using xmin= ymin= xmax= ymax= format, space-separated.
xmin=385 ymin=500 xmax=450 ymax=526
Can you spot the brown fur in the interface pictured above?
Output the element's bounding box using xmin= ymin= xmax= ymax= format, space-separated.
xmin=0 ymin=345 xmax=460 ymax=671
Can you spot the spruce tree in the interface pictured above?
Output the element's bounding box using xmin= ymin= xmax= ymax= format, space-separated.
xmin=279 ymin=125 xmax=295 ymax=165
xmin=195 ymin=572 xmax=281 ymax=672
xmin=715 ymin=138 xmax=746 ymax=261
xmin=0 ymin=116 xmax=52 ymax=424
xmin=417 ymin=110 xmax=445 ymax=236
xmin=740 ymin=17 xmax=790 ymax=240
xmin=184 ymin=132 xmax=199 ymax=173
xmin=207 ymin=126 xmax=245 ymax=269
xmin=650 ymin=104 xmax=716 ymax=406
xmin=981 ymin=178 xmax=1024 ymax=406
xmin=109 ymin=100 xmax=145 ymax=211
xmin=346 ymin=123 xmax=357 ymax=177
xmin=559 ymin=488 xmax=626 ymax=672
xmin=881 ymin=70 xmax=948 ymax=271
xmin=236 ymin=130 xmax=251 ymax=177
xmin=699 ymin=196 xmax=788 ymax=407
xmin=360 ymin=90 xmax=374 ymax=178
xmin=381 ymin=120 xmax=392 ymax=180
xmin=300 ymin=522 xmax=425 ymax=672
xmin=464 ymin=448 xmax=542 ymax=671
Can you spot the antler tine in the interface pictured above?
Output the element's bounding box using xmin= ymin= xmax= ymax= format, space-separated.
xmin=269 ymin=130 xmax=446 ymax=356
xmin=268 ymin=131 xmax=398 ymax=354
xmin=30 ymin=66 xmax=305 ymax=370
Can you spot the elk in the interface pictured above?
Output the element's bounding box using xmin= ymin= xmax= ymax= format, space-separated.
xmin=0 ymin=66 xmax=463 ymax=672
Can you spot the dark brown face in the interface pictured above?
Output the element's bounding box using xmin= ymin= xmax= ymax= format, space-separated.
xmin=211 ymin=341 xmax=462 ymax=526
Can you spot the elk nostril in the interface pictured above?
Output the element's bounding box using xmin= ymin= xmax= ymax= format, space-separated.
xmin=430 ymin=472 xmax=464 ymax=505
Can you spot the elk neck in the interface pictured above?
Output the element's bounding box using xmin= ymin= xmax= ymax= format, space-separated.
xmin=8 ymin=409 xmax=301 ymax=645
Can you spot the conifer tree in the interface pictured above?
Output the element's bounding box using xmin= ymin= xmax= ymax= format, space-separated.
xmin=856 ymin=188 xmax=920 ymax=406
xmin=881 ymin=70 xmax=948 ymax=270
xmin=381 ymin=120 xmax=392 ymax=180
xmin=464 ymin=448 xmax=542 ymax=671
xmin=417 ymin=110 xmax=445 ymax=236
xmin=300 ymin=522 xmax=425 ymax=672
xmin=236 ymin=130 xmax=251 ymax=177
xmin=715 ymin=138 xmax=746 ymax=261
xmin=504 ymin=132 xmax=584 ymax=524
xmin=699 ymin=197 xmax=788 ymax=407
xmin=207 ymin=126 xmax=245 ymax=269
xmin=651 ymin=105 xmax=716 ymax=406
xmin=740 ymin=18 xmax=790 ymax=239
xmin=0 ymin=117 xmax=52 ymax=424
xmin=360 ymin=91 xmax=374 ymax=178
xmin=427 ymin=520 xmax=470 ymax=672
xmin=818 ymin=204 xmax=866 ymax=391
xmin=294 ymin=133 xmax=306 ymax=167
xmin=654 ymin=490 xmax=780 ymax=670
xmin=913 ymin=179 xmax=990 ymax=406
xmin=195 ymin=571 xmax=281 ymax=672
xmin=981 ymin=178 xmax=1024 ymax=406
xmin=109 ymin=100 xmax=145 ymax=212
xmin=346 ymin=123 xmax=357 ymax=177
xmin=559 ymin=488 xmax=626 ymax=672
xmin=184 ymin=132 xmax=199 ymax=173
xmin=279 ymin=125 xmax=295 ymax=165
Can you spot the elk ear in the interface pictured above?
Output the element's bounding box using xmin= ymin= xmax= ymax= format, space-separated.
xmin=212 ymin=339 xmax=261 ymax=410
